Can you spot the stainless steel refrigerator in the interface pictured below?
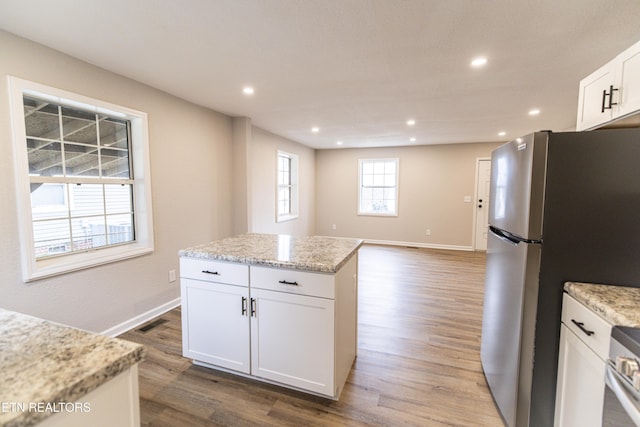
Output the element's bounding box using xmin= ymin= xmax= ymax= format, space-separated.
xmin=480 ymin=129 xmax=640 ymax=427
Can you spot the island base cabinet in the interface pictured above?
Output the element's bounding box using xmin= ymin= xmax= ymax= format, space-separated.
xmin=180 ymin=252 xmax=358 ymax=399
xmin=250 ymin=288 xmax=335 ymax=396
xmin=181 ymin=278 xmax=250 ymax=374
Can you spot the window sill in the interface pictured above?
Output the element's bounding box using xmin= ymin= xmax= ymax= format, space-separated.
xmin=277 ymin=214 xmax=299 ymax=223
xmin=357 ymin=212 xmax=398 ymax=217
xmin=24 ymin=243 xmax=154 ymax=283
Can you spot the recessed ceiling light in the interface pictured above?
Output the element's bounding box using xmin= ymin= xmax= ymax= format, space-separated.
xmin=407 ymin=119 xmax=416 ymax=126
xmin=529 ymin=109 xmax=540 ymax=116
xmin=336 ymin=141 xmax=343 ymax=146
xmin=410 ymin=137 xmax=416 ymax=142
xmin=498 ymin=131 xmax=506 ymax=137
xmin=471 ymin=57 xmax=488 ymax=68
xmin=311 ymin=127 xmax=319 ymax=133
xmin=242 ymin=86 xmax=254 ymax=95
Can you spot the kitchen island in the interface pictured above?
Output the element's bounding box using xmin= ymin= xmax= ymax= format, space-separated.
xmin=179 ymin=233 xmax=363 ymax=399
xmin=0 ymin=309 xmax=145 ymax=427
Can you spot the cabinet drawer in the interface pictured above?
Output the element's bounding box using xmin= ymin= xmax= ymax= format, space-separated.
xmin=250 ymin=266 xmax=335 ymax=299
xmin=180 ymin=257 xmax=248 ymax=286
xmin=562 ymin=293 xmax=612 ymax=361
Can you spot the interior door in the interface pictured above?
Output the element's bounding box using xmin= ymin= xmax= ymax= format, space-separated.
xmin=474 ymin=159 xmax=491 ymax=250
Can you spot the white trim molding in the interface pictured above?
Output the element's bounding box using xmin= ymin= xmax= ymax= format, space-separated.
xmin=101 ymin=297 xmax=181 ymax=337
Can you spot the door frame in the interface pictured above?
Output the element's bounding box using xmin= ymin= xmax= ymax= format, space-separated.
xmin=472 ymin=157 xmax=491 ymax=250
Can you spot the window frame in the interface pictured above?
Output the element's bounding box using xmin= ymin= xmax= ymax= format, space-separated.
xmin=8 ymin=76 xmax=154 ymax=282
xmin=358 ymin=158 xmax=399 ymax=217
xmin=276 ymin=150 xmax=299 ymax=222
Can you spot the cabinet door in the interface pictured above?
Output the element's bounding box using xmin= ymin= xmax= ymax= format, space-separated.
xmin=576 ymin=62 xmax=616 ymax=131
xmin=554 ymin=324 xmax=606 ymax=427
xmin=616 ymin=40 xmax=640 ymax=118
xmin=181 ymin=278 xmax=250 ymax=373
xmin=250 ymin=288 xmax=335 ymax=396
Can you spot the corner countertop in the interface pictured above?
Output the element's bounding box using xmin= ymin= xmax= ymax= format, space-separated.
xmin=179 ymin=233 xmax=363 ymax=273
xmin=564 ymin=282 xmax=640 ymax=327
xmin=0 ymin=309 xmax=145 ymax=427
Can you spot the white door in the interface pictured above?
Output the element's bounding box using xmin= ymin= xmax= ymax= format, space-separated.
xmin=250 ymin=288 xmax=335 ymax=396
xmin=181 ymin=279 xmax=251 ymax=373
xmin=474 ymin=159 xmax=491 ymax=250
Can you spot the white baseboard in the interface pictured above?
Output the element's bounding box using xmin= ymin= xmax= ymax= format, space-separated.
xmin=101 ymin=297 xmax=181 ymax=337
xmin=363 ymin=239 xmax=474 ymax=252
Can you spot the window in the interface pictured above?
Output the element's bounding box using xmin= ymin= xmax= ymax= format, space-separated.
xmin=358 ymin=158 xmax=399 ymax=216
xmin=276 ymin=151 xmax=298 ymax=222
xmin=8 ymin=77 xmax=154 ymax=281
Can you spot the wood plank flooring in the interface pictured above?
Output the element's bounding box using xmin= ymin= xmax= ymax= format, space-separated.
xmin=120 ymin=245 xmax=504 ymax=426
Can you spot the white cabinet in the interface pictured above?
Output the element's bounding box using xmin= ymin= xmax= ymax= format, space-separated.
xmin=554 ymin=294 xmax=612 ymax=427
xmin=180 ymin=258 xmax=250 ymax=373
xmin=181 ymin=278 xmax=250 ymax=373
xmin=577 ymin=39 xmax=640 ymax=131
xmin=180 ymin=254 xmax=358 ymax=399
xmin=250 ymin=288 xmax=335 ymax=395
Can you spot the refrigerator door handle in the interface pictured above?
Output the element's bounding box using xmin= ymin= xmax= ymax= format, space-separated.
xmin=489 ymin=226 xmax=522 ymax=246
xmin=489 ymin=226 xmax=542 ymax=246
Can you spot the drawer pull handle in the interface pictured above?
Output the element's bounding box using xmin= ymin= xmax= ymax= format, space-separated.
xmin=202 ymin=270 xmax=220 ymax=275
xmin=571 ymin=319 xmax=595 ymax=336
xmin=250 ymin=298 xmax=257 ymax=317
xmin=278 ymin=280 xmax=299 ymax=286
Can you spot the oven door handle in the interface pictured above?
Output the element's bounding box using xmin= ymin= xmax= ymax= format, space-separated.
xmin=605 ymin=365 xmax=640 ymax=425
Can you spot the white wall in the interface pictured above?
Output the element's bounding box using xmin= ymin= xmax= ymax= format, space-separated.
xmin=0 ymin=31 xmax=234 ymax=332
xmin=315 ymin=142 xmax=501 ymax=248
xmin=248 ymin=126 xmax=316 ymax=236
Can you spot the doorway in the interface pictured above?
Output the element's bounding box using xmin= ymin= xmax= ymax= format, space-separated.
xmin=474 ymin=158 xmax=491 ymax=250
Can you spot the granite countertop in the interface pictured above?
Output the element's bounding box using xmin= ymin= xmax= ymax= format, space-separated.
xmin=179 ymin=233 xmax=364 ymax=273
xmin=0 ymin=309 xmax=145 ymax=427
xmin=565 ymin=282 xmax=640 ymax=327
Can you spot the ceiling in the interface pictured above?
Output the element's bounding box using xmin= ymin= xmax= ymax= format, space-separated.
xmin=1 ymin=1 xmax=640 ymax=149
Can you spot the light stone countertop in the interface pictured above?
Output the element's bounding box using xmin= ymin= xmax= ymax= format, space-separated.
xmin=564 ymin=282 xmax=640 ymax=327
xmin=179 ymin=233 xmax=364 ymax=273
xmin=0 ymin=309 xmax=145 ymax=427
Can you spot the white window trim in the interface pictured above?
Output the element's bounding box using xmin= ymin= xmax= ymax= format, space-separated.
xmin=276 ymin=150 xmax=299 ymax=222
xmin=358 ymin=158 xmax=399 ymax=217
xmin=8 ymin=76 xmax=154 ymax=282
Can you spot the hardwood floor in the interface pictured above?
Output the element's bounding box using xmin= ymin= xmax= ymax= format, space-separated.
xmin=120 ymin=245 xmax=504 ymax=426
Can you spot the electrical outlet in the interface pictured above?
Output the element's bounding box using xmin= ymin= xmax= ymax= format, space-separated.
xmin=332 ymin=224 xmax=337 ymax=230
xmin=425 ymin=229 xmax=431 ymax=236
xmin=169 ymin=269 xmax=176 ymax=283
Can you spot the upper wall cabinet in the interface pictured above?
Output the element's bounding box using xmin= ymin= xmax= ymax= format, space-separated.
xmin=576 ymin=39 xmax=640 ymax=131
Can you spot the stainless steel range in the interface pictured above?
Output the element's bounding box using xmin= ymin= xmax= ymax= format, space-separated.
xmin=604 ymin=327 xmax=640 ymax=426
